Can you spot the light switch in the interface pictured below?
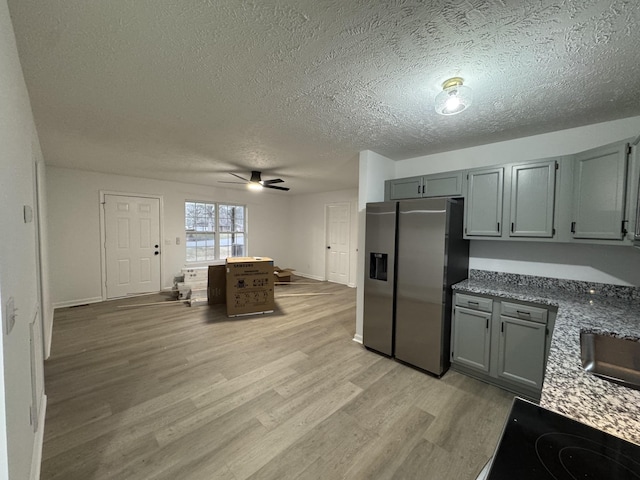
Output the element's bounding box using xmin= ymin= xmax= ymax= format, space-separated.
xmin=23 ymin=205 xmax=33 ymax=223
xmin=5 ymin=297 xmax=16 ymax=335
xmin=176 ymin=237 xmax=181 ymax=245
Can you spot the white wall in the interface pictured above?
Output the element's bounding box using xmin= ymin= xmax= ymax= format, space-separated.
xmin=0 ymin=1 xmax=47 ymax=478
xmin=396 ymin=116 xmax=640 ymax=177
xmin=288 ymin=189 xmax=358 ymax=285
xmin=355 ymin=150 xmax=396 ymax=343
xmin=46 ymin=167 xmax=293 ymax=307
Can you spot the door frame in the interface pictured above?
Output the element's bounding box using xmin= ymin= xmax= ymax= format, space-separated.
xmin=99 ymin=191 xmax=165 ymax=301
xmin=324 ymin=202 xmax=352 ymax=286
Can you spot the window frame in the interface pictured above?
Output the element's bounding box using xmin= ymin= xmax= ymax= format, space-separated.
xmin=184 ymin=200 xmax=247 ymax=264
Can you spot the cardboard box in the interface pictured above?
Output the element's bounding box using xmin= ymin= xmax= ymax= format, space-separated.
xmin=226 ymin=257 xmax=275 ymax=316
xmin=207 ymin=264 xmax=227 ymax=305
xmin=274 ymin=266 xmax=295 ymax=283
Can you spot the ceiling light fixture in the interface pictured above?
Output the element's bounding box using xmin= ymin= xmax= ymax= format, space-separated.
xmin=435 ymin=77 xmax=473 ymax=115
xmin=247 ymin=182 xmax=263 ymax=191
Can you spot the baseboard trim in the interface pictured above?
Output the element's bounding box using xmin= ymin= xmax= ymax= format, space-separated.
xmin=30 ymin=394 xmax=47 ymax=480
xmin=45 ymin=318 xmax=53 ymax=360
xmin=347 ymin=282 xmax=356 ymax=288
xmin=53 ymin=297 xmax=103 ymax=309
xmin=294 ymin=272 xmax=325 ymax=281
xmin=352 ymin=334 xmax=363 ymax=344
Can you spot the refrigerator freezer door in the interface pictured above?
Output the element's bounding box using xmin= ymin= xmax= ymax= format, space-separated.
xmin=363 ymin=202 xmax=397 ymax=356
xmin=395 ymin=198 xmax=448 ymax=374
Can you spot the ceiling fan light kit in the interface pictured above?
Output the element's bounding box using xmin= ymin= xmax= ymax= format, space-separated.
xmin=435 ymin=77 xmax=473 ymax=115
xmin=218 ymin=170 xmax=290 ymax=191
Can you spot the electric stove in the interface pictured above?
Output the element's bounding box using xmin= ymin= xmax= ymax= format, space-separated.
xmin=487 ymin=397 xmax=640 ymax=479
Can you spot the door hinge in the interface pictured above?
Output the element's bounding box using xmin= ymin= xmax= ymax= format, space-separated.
xmin=552 ymin=228 xmax=556 ymax=236
xmin=555 ymin=161 xmax=559 ymax=170
xmin=546 ymin=328 xmax=550 ymax=336
xmin=622 ymin=220 xmax=628 ymax=235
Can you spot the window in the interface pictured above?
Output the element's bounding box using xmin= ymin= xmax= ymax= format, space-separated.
xmin=185 ymin=201 xmax=246 ymax=262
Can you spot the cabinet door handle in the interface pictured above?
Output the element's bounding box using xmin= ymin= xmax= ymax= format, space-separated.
xmin=497 ymin=222 xmax=501 ymax=233
xmin=501 ymin=322 xmax=504 ymax=333
xmin=511 ymin=222 xmax=514 ymax=233
xmin=486 ymin=318 xmax=489 ymax=329
xmin=516 ymin=310 xmax=531 ymax=316
xmin=571 ymin=222 xmax=576 ymax=234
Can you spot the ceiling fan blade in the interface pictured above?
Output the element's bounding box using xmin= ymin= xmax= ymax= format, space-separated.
xmin=264 ymin=184 xmax=290 ymax=191
xmin=218 ymin=181 xmax=246 ymax=184
xmin=261 ymin=178 xmax=284 ymax=185
xmin=229 ymin=172 xmax=249 ymax=182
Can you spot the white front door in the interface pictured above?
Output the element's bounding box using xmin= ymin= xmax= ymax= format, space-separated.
xmin=326 ymin=203 xmax=350 ymax=285
xmin=104 ymin=195 xmax=161 ymax=298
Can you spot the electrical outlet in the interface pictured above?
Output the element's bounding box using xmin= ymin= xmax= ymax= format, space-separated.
xmin=5 ymin=297 xmax=16 ymax=335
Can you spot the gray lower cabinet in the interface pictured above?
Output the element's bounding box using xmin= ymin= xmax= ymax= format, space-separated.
xmin=497 ymin=315 xmax=547 ymax=390
xmin=452 ymin=306 xmax=492 ymax=373
xmin=571 ymin=141 xmax=629 ymax=240
xmin=451 ymin=293 xmax=552 ymax=399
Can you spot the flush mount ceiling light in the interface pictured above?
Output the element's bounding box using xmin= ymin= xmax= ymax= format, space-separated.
xmin=435 ymin=77 xmax=473 ymax=115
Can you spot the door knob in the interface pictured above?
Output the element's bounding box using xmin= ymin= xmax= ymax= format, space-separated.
xmin=154 ymin=251 xmax=160 ymax=255
xmin=155 ymin=244 xmax=159 ymax=248
xmin=327 ymin=246 xmax=331 ymax=249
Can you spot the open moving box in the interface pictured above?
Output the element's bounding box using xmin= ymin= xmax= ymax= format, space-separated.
xmin=274 ymin=266 xmax=295 ymax=283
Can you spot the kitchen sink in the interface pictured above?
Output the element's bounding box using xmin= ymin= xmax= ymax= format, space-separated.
xmin=580 ymin=332 xmax=640 ymax=391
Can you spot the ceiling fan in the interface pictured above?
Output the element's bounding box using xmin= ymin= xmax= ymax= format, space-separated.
xmin=219 ymin=170 xmax=290 ymax=191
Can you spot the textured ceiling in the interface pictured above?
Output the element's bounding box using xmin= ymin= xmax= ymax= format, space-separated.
xmin=8 ymin=0 xmax=640 ymax=194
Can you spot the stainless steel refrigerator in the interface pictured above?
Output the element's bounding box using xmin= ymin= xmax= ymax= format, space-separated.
xmin=363 ymin=197 xmax=469 ymax=376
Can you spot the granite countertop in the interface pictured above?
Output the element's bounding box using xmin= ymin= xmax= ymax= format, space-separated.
xmin=452 ymin=273 xmax=640 ymax=446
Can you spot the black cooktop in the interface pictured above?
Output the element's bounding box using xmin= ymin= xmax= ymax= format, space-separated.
xmin=487 ymin=398 xmax=640 ymax=480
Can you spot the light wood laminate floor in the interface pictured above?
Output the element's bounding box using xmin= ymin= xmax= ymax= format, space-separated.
xmin=42 ymin=278 xmax=514 ymax=479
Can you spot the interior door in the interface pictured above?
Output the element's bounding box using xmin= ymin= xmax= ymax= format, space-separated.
xmin=104 ymin=194 xmax=161 ymax=298
xmin=326 ymin=203 xmax=350 ymax=285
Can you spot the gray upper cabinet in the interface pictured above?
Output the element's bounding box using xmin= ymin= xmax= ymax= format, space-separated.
xmin=423 ymin=171 xmax=464 ymax=197
xmin=387 ymin=176 xmax=423 ymax=200
xmin=509 ymin=160 xmax=557 ymax=238
xmin=571 ymin=141 xmax=629 ymax=240
xmin=465 ymin=167 xmax=504 ymax=237
xmin=387 ymin=172 xmax=463 ymax=200
xmin=385 ymin=138 xmax=635 ymax=245
xmin=635 ymin=160 xmax=640 ymax=246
